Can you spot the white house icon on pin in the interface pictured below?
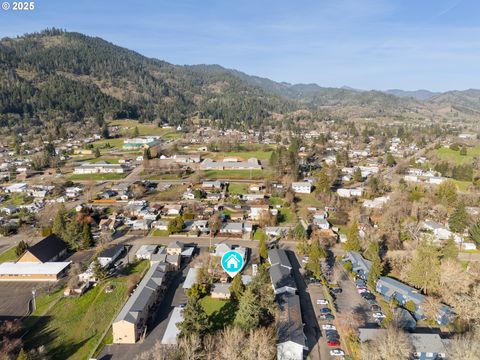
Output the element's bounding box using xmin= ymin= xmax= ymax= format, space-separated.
xmin=225 ymin=254 xmax=240 ymax=269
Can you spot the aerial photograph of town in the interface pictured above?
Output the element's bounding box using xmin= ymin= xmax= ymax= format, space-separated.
xmin=0 ymin=1 xmax=479 ymax=359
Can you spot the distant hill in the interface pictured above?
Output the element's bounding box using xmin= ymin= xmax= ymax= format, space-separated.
xmin=1 ymin=29 xmax=479 ymax=138
xmin=384 ymin=89 xmax=440 ymax=100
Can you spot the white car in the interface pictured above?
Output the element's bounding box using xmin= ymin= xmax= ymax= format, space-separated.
xmin=317 ymin=299 xmax=329 ymax=305
xmin=330 ymin=349 xmax=345 ymax=356
xmin=322 ymin=324 xmax=336 ymax=330
xmin=372 ymin=312 xmax=386 ymax=318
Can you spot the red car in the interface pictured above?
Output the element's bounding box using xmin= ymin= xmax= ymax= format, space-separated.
xmin=327 ymin=340 xmax=341 ymax=347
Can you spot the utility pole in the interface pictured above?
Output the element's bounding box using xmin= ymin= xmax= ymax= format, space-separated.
xmin=31 ymin=288 xmax=37 ymax=312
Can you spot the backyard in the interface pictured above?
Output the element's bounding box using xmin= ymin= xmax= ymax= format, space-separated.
xmin=199 ymin=295 xmax=236 ymax=331
xmin=24 ymin=261 xmax=149 ymax=360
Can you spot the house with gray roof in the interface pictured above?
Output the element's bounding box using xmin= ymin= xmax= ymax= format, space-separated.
xmin=376 ymin=276 xmax=454 ymax=325
xmin=269 ymin=264 xmax=297 ymax=295
xmin=268 ymin=249 xmax=292 ymax=271
xmin=343 ymin=251 xmax=372 ymax=279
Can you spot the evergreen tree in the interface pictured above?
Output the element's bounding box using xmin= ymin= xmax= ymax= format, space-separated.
xmin=133 ymin=126 xmax=139 ymax=137
xmin=229 ymin=273 xmax=245 ymax=301
xmin=16 ymin=348 xmax=29 ymax=360
xmin=92 ymin=259 xmax=107 ymax=281
xmin=367 ymin=243 xmax=382 ymax=289
xmin=441 ymin=237 xmax=459 ymax=261
xmin=101 ymin=123 xmax=109 ymax=139
xmin=15 ymin=240 xmax=29 ymax=257
xmin=64 ymin=220 xmax=83 ymax=250
xmin=143 ymin=147 xmax=152 ymax=160
xmin=353 ymin=167 xmax=363 ymax=182
xmin=386 ymin=153 xmax=396 ymax=167
xmin=178 ymin=296 xmax=210 ymax=337
xmin=296 ymin=236 xmax=309 ymax=257
xmin=406 ymin=241 xmax=441 ymax=295
xmin=52 ymin=205 xmax=67 ymax=237
xmin=460 ymin=146 xmax=467 ymax=156
xmin=258 ymin=231 xmax=268 ymax=260
xmin=468 ymin=218 xmax=480 ymax=247
xmin=234 ymin=287 xmax=261 ymax=331
xmin=81 ymin=223 xmax=94 ymax=249
xmin=449 ymin=202 xmax=468 ymax=233
xmin=94 ymin=147 xmax=101 ymax=158
xmin=345 ymin=219 xmax=361 ymax=252
xmin=315 ymin=169 xmax=332 ymax=193
xmin=306 ymin=239 xmax=326 ymax=279
xmin=436 ymin=180 xmax=458 ymax=204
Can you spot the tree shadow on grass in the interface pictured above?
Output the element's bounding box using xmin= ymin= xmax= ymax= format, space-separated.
xmin=209 ymin=301 xmax=237 ymax=331
xmin=24 ymin=315 xmax=94 ymax=360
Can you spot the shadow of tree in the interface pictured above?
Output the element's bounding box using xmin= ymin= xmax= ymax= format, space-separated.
xmin=209 ymin=301 xmax=237 ymax=331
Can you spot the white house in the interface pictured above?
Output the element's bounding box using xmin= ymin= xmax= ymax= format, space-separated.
xmin=291 ymin=182 xmax=312 ymax=194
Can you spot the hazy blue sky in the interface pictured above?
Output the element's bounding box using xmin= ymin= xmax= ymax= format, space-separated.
xmin=1 ymin=0 xmax=479 ymax=91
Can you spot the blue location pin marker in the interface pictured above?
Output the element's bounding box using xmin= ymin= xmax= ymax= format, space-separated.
xmin=221 ymin=250 xmax=244 ymax=278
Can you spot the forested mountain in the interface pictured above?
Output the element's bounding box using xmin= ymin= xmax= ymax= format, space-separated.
xmin=0 ymin=29 xmax=298 ymax=136
xmin=384 ymin=89 xmax=440 ymax=100
xmin=1 ymin=29 xmax=479 ymax=138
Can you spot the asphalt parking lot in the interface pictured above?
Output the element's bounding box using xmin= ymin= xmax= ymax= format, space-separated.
xmin=0 ymin=281 xmax=49 ymax=320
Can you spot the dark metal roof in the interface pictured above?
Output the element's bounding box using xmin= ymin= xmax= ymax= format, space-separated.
xmin=276 ymin=292 xmax=305 ymax=346
xmin=25 ymin=234 xmax=68 ymax=263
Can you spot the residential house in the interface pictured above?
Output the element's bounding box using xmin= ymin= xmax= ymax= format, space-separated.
xmin=136 ymin=245 xmax=158 ymax=260
xmin=173 ymin=154 xmax=201 ymax=163
xmin=363 ymin=196 xmax=390 ymax=209
xmin=166 ymin=241 xmax=184 ymax=256
xmin=376 ymin=276 xmax=453 ymax=325
xmin=97 ymin=245 xmax=125 ymax=268
xmin=18 ymin=234 xmax=68 ymax=263
xmin=201 ymin=180 xmax=224 ymax=190
xmin=291 ymin=182 xmax=312 ymax=194
xmin=265 ymin=226 xmax=290 ymax=238
xmin=342 ymin=251 xmax=372 ymax=279
xmin=211 ymin=283 xmax=231 ymax=299
xmin=358 ymin=329 xmax=446 ymax=360
xmin=249 ymin=205 xmax=270 ymax=220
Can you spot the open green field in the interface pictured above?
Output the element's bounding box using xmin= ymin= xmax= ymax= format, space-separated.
xmin=227 ymin=183 xmax=249 ymax=194
xmin=452 ymin=180 xmax=472 ymax=192
xmin=69 ymin=173 xmax=127 ymax=181
xmin=203 ymin=169 xmax=266 ymax=180
xmin=199 ymin=296 xmax=236 ymax=330
xmin=25 ymin=261 xmax=148 ymax=360
xmin=0 ymin=246 xmax=18 ymax=263
xmin=434 ymin=146 xmax=480 ymax=165
xmin=210 ymin=150 xmax=273 ymax=161
xmin=110 ymin=119 xmax=181 ymax=138
xmin=90 ymin=138 xmax=125 ymax=149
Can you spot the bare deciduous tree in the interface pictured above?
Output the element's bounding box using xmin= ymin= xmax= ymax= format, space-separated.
xmin=360 ymin=327 xmax=413 ymax=360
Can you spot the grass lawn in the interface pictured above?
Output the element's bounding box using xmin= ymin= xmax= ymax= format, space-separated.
xmin=3 ymin=193 xmax=33 ymax=206
xmin=24 ymin=261 xmax=149 ymax=360
xmin=141 ymin=172 xmax=184 ymax=181
xmin=227 ymin=183 xmax=249 ymax=194
xmin=278 ymin=207 xmax=296 ymax=224
xmin=452 ymin=179 xmax=472 ymax=192
xmin=87 ymin=157 xmax=121 ymax=164
xmin=151 ymin=229 xmax=169 ymax=237
xmin=434 ymin=146 xmax=480 ymax=165
xmin=90 ymin=138 xmax=125 ymax=149
xmin=109 ymin=120 xmax=180 ymax=138
xmin=0 ymin=246 xmax=18 ymax=263
xmin=68 ymin=173 xmax=127 ymax=181
xmin=210 ymin=150 xmax=273 ymax=161
xmin=269 ymin=196 xmax=284 ymax=207
xmin=150 ymin=185 xmax=187 ymax=202
xmin=199 ymin=296 xmax=236 ymax=330
xmin=203 ymin=169 xmax=266 ymax=180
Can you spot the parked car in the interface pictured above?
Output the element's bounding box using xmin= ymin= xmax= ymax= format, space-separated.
xmin=331 ymin=287 xmax=342 ymax=294
xmin=326 ymin=331 xmax=340 ymax=340
xmin=319 ymin=307 xmax=332 ymax=314
xmin=327 ymin=340 xmax=341 ymax=347
xmin=371 ymin=305 xmax=382 ymax=312
xmin=357 ymin=288 xmax=369 ymax=294
xmin=322 ymin=324 xmax=336 ymax=330
xmin=361 ymin=292 xmax=375 ymax=300
xmin=319 ymin=313 xmax=335 ymax=320
xmin=373 ymin=312 xmax=386 ymax=319
xmin=367 ymin=299 xmax=378 ymax=306
xmin=317 ymin=299 xmax=329 ymax=305
xmin=330 ymin=349 xmax=345 ymax=356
